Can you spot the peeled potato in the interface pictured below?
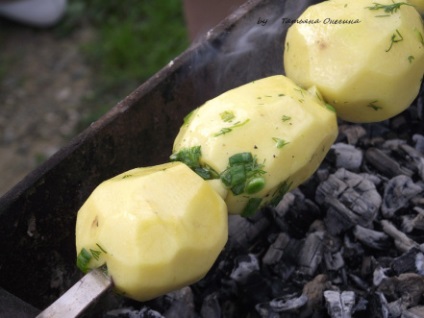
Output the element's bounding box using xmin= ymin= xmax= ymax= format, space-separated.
xmin=172 ymin=75 xmax=338 ymax=215
xmin=284 ymin=0 xmax=424 ymax=123
xmin=75 ymin=162 xmax=228 ymax=301
xmin=408 ymin=0 xmax=424 ymax=14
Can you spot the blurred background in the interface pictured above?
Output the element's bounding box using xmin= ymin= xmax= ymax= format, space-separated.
xmin=0 ymin=0 xmax=190 ymax=196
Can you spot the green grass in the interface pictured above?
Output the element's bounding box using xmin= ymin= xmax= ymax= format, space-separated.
xmin=58 ymin=0 xmax=189 ymax=128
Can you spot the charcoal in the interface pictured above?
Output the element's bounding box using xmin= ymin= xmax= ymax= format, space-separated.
xmin=298 ymin=231 xmax=325 ymax=276
xmin=352 ymin=225 xmax=392 ymax=250
xmin=338 ymin=124 xmax=367 ymax=146
xmin=401 ymin=208 xmax=424 ymax=233
xmin=377 ymin=273 xmax=424 ymax=307
xmin=106 ymin=308 xmax=164 ymax=318
xmin=399 ymin=143 xmax=424 ymax=180
xmin=381 ymin=220 xmax=419 ymax=253
xmin=262 ymin=232 xmax=290 ymax=266
xmin=230 ymin=254 xmax=260 ymax=283
xmin=404 ymin=306 xmax=424 ymax=318
xmin=382 ymin=175 xmax=423 ymax=218
xmin=301 ymin=274 xmax=330 ymax=316
xmin=329 ymin=143 xmax=363 ymax=172
xmin=323 ymin=290 xmax=355 ymax=318
xmin=367 ymin=292 xmax=390 ymax=318
xmin=413 ymin=134 xmax=424 ymax=154
xmin=391 ymin=247 xmax=424 ymax=275
xmin=268 ymin=292 xmax=308 ymax=312
xmin=348 ymin=273 xmax=369 ymax=291
xmin=162 ymin=287 xmax=196 ymax=318
xmin=200 ymin=293 xmax=221 ymax=318
xmin=373 ymin=266 xmax=389 ymax=287
xmin=228 ymin=215 xmax=270 ymax=249
xmin=324 ymin=250 xmax=344 ymax=271
xmin=316 ymin=168 xmax=381 ymax=233
xmin=365 ymin=147 xmax=414 ymax=178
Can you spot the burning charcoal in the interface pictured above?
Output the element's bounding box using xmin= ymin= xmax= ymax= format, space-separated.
xmin=316 ymin=168 xmax=381 ymax=235
xmin=298 ymin=231 xmax=324 ymax=276
xmin=352 ymin=225 xmax=392 ymax=250
xmin=329 ymin=143 xmax=363 ymax=172
xmin=391 ymin=247 xmax=424 ymax=275
xmin=365 ymin=147 xmax=413 ymax=178
xmin=323 ymin=290 xmax=355 ymax=318
xmin=338 ymin=124 xmax=367 ymax=145
xmin=381 ymin=175 xmax=423 ymax=218
xmin=200 ymin=293 xmax=221 ymax=318
xmin=381 ymin=220 xmax=419 ymax=253
xmin=262 ymin=232 xmax=290 ymax=266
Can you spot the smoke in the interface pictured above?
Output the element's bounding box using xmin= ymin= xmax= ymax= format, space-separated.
xmin=186 ymin=0 xmax=320 ymax=100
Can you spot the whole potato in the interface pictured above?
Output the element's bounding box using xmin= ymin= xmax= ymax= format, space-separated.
xmin=172 ymin=75 xmax=338 ymax=215
xmin=75 ymin=162 xmax=228 ymax=301
xmin=284 ymin=0 xmax=424 ymax=123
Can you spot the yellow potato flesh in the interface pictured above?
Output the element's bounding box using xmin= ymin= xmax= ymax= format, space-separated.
xmin=75 ymin=162 xmax=228 ymax=301
xmin=284 ymin=0 xmax=424 ymax=123
xmin=408 ymin=0 xmax=424 ymax=14
xmin=173 ymin=75 xmax=338 ymax=215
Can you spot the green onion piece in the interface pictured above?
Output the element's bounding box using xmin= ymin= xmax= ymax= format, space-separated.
xmin=220 ymin=110 xmax=235 ymax=122
xmin=245 ymin=177 xmax=265 ymax=194
xmin=77 ymin=248 xmax=92 ymax=273
xmin=241 ymin=198 xmax=262 ymax=217
xmin=229 ymin=152 xmax=253 ymax=165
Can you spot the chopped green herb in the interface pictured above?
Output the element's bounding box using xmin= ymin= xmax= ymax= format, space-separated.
xmin=122 ymin=174 xmax=132 ymax=179
xmin=278 ymin=94 xmax=285 ymax=97
xmin=273 ymin=137 xmax=290 ymax=149
xmin=220 ymin=152 xmax=266 ymax=195
xmin=282 ymin=115 xmax=291 ymax=122
xmin=77 ymin=248 xmax=93 ymax=273
xmin=294 ymin=88 xmax=304 ymax=97
xmin=366 ymin=2 xmax=412 ymax=14
xmin=415 ymin=28 xmax=424 ymax=45
xmin=214 ymin=119 xmax=250 ymax=137
xmin=245 ymin=177 xmax=266 ymax=194
xmin=170 ymin=146 xmax=202 ymax=169
xmin=325 ymin=103 xmax=336 ymax=112
xmin=386 ymin=29 xmax=403 ymax=52
xmin=170 ymin=146 xmax=219 ymax=180
xmin=408 ymin=55 xmax=415 ymax=63
xmin=269 ymin=181 xmax=293 ymax=206
xmin=183 ymin=109 xmax=196 ymax=125
xmin=241 ymin=197 xmax=262 ymax=217
xmin=220 ymin=110 xmax=235 ymax=122
xmin=96 ymin=243 xmax=107 ymax=254
xmin=367 ymin=100 xmax=382 ymax=111
xmin=90 ymin=249 xmax=102 ymax=261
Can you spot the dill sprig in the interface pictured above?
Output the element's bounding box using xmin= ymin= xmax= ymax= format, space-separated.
xmin=367 ymin=2 xmax=412 ymax=14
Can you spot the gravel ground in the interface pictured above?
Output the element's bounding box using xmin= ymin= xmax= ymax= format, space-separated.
xmin=0 ymin=20 xmax=94 ymax=196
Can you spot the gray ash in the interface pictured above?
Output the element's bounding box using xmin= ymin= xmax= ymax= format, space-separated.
xmin=93 ymin=87 xmax=424 ymax=317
